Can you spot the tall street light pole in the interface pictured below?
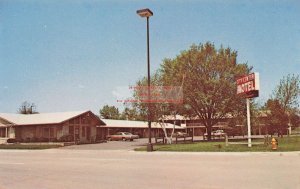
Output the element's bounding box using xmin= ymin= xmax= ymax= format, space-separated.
xmin=137 ymin=8 xmax=153 ymax=152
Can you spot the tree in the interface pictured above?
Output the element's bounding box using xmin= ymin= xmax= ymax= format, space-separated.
xmin=129 ymin=71 xmax=184 ymax=144
xmin=264 ymin=99 xmax=289 ymax=137
xmin=274 ymin=74 xmax=300 ymax=111
xmin=159 ymin=43 xmax=250 ymax=140
xmin=265 ymin=74 xmax=300 ymax=136
xmin=226 ymin=100 xmax=264 ymax=137
xmin=18 ymin=101 xmax=39 ymax=114
xmin=99 ymin=105 xmax=120 ymax=119
xmin=120 ymin=106 xmax=143 ymax=121
xmin=290 ymin=109 xmax=300 ymax=128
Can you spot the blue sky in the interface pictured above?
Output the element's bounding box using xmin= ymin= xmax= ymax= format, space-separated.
xmin=0 ymin=0 xmax=299 ymax=114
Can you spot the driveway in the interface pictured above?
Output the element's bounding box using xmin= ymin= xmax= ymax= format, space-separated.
xmin=61 ymin=138 xmax=149 ymax=150
xmin=60 ymin=136 xmax=261 ymax=151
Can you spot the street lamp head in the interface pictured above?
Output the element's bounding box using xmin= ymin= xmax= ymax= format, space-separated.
xmin=137 ymin=8 xmax=153 ymax=17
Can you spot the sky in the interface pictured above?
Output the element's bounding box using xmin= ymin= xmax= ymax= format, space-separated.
xmin=0 ymin=0 xmax=300 ymax=114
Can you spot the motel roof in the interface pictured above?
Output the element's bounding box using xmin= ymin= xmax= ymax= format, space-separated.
xmin=0 ymin=122 xmax=9 ymax=128
xmin=0 ymin=110 xmax=100 ymax=126
xmin=101 ymin=119 xmax=186 ymax=129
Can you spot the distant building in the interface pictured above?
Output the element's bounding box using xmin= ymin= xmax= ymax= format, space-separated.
xmin=161 ymin=113 xmax=271 ymax=136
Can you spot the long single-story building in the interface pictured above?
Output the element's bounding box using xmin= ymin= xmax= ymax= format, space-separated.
xmin=0 ymin=110 xmax=188 ymax=144
xmin=0 ymin=110 xmax=104 ymax=143
xmin=98 ymin=119 xmax=185 ymax=138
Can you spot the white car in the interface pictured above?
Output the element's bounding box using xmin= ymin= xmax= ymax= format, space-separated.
xmin=174 ymin=132 xmax=188 ymax=137
xmin=106 ymin=132 xmax=139 ymax=141
xmin=204 ymin=130 xmax=226 ymax=139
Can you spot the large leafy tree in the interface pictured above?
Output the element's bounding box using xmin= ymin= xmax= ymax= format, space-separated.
xmin=159 ymin=43 xmax=250 ymax=140
xmin=99 ymin=105 xmax=120 ymax=119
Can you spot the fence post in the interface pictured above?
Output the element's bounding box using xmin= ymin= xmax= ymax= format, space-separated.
xmin=225 ymin=135 xmax=229 ymax=147
xmin=264 ymin=135 xmax=269 ymax=146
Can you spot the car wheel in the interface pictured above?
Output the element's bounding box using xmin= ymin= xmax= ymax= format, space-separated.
xmin=130 ymin=139 xmax=133 ymax=141
xmin=122 ymin=138 xmax=126 ymax=141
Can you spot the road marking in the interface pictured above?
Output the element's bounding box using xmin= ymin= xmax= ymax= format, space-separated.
xmin=0 ymin=162 xmax=24 ymax=165
xmin=61 ymin=157 xmax=128 ymax=161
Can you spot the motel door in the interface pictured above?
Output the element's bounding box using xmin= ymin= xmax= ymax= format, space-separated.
xmin=87 ymin=127 xmax=91 ymax=141
xmin=75 ymin=127 xmax=80 ymax=142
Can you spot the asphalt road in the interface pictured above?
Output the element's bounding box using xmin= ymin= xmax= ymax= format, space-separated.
xmin=0 ymin=143 xmax=300 ymax=189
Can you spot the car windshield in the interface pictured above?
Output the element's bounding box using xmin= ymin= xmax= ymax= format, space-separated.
xmin=123 ymin=132 xmax=132 ymax=135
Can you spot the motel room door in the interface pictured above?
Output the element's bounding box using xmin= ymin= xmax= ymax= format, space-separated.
xmin=86 ymin=127 xmax=91 ymax=141
xmin=75 ymin=127 xmax=80 ymax=143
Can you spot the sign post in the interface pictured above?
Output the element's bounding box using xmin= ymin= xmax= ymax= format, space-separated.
xmin=246 ymin=98 xmax=251 ymax=147
xmin=236 ymin=73 xmax=260 ymax=148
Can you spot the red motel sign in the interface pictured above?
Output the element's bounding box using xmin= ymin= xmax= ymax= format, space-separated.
xmin=236 ymin=73 xmax=259 ymax=98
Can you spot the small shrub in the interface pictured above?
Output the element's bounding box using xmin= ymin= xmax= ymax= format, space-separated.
xmin=7 ymin=138 xmax=17 ymax=143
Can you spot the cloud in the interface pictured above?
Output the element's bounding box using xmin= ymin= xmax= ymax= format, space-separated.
xmin=78 ymin=84 xmax=85 ymax=89
xmin=111 ymin=86 xmax=132 ymax=100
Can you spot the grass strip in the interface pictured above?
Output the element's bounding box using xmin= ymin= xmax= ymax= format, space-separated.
xmin=135 ymin=136 xmax=300 ymax=152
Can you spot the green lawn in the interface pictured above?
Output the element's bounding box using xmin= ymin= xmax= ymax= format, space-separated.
xmin=135 ymin=136 xmax=300 ymax=152
xmin=0 ymin=144 xmax=62 ymax=150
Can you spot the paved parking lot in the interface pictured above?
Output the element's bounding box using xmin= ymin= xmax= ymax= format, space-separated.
xmin=62 ymin=138 xmax=149 ymax=150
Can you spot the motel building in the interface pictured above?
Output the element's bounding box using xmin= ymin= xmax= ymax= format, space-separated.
xmin=0 ymin=111 xmax=104 ymax=144
xmin=97 ymin=119 xmax=186 ymax=138
xmin=161 ymin=115 xmax=230 ymax=136
xmin=0 ymin=110 xmax=187 ymax=144
xmin=0 ymin=110 xmax=271 ymax=144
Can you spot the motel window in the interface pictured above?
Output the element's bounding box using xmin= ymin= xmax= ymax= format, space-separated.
xmin=69 ymin=126 xmax=74 ymax=135
xmin=82 ymin=117 xmax=87 ymax=124
xmin=43 ymin=128 xmax=49 ymax=138
xmin=43 ymin=128 xmax=55 ymax=138
xmin=50 ymin=128 xmax=54 ymax=138
xmin=82 ymin=126 xmax=86 ymax=137
xmin=74 ymin=117 xmax=79 ymax=124
xmin=0 ymin=129 xmax=5 ymax=137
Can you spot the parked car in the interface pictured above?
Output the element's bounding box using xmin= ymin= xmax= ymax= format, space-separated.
xmin=174 ymin=132 xmax=188 ymax=137
xmin=106 ymin=132 xmax=139 ymax=141
xmin=204 ymin=130 xmax=226 ymax=139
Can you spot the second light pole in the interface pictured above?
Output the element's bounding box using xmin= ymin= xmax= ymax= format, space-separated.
xmin=137 ymin=8 xmax=153 ymax=152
